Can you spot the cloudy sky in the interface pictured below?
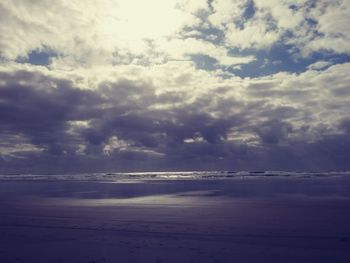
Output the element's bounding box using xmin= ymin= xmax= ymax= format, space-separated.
xmin=1 ymin=0 xmax=350 ymax=173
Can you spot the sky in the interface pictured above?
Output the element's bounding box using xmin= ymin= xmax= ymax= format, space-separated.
xmin=0 ymin=0 xmax=350 ymax=173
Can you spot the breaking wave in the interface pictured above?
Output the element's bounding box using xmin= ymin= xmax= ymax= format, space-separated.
xmin=0 ymin=171 xmax=349 ymax=181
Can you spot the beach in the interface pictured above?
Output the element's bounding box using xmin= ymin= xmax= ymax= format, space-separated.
xmin=1 ymin=173 xmax=350 ymax=262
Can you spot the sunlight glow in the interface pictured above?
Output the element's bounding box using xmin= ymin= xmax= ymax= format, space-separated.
xmin=111 ymin=0 xmax=187 ymax=40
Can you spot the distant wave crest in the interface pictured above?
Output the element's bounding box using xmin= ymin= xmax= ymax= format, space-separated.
xmin=0 ymin=171 xmax=349 ymax=181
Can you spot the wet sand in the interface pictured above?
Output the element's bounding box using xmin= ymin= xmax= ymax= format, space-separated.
xmin=1 ymin=177 xmax=350 ymax=262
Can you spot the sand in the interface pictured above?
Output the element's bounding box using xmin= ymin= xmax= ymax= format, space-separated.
xmin=1 ymin=176 xmax=350 ymax=262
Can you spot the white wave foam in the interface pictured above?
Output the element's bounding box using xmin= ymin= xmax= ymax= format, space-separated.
xmin=0 ymin=171 xmax=349 ymax=181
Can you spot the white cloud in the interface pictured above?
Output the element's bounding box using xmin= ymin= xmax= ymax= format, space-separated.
xmin=225 ymin=19 xmax=280 ymax=50
xmin=208 ymin=0 xmax=289 ymax=50
xmin=305 ymin=0 xmax=350 ymax=54
xmin=0 ymin=0 xmax=201 ymax=64
xmin=254 ymin=0 xmax=306 ymax=29
xmin=307 ymin=61 xmax=333 ymax=70
xmin=176 ymin=0 xmax=208 ymax=14
xmin=206 ymin=0 xmax=350 ymax=56
xmin=158 ymin=37 xmax=255 ymax=66
xmin=1 ymin=0 xmax=349 ymax=69
xmin=208 ymin=0 xmax=248 ymax=29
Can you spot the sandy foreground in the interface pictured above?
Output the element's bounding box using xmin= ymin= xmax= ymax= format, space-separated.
xmin=0 ymin=176 xmax=350 ymax=262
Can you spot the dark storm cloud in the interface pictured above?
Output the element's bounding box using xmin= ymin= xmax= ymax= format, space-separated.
xmin=0 ymin=70 xmax=101 ymax=155
xmin=1 ymin=67 xmax=350 ymax=173
xmin=255 ymin=120 xmax=293 ymax=145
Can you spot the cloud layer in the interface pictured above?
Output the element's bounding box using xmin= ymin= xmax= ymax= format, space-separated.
xmin=1 ymin=61 xmax=350 ymax=173
xmin=0 ymin=0 xmax=350 ymax=172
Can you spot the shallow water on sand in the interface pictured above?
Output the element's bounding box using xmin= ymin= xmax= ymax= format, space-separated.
xmin=1 ymin=176 xmax=350 ymax=262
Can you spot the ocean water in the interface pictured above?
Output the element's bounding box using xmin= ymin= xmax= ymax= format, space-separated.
xmin=1 ymin=171 xmax=350 ymax=200
xmin=0 ymin=170 xmax=349 ymax=181
xmin=1 ymin=171 xmax=350 ymax=262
